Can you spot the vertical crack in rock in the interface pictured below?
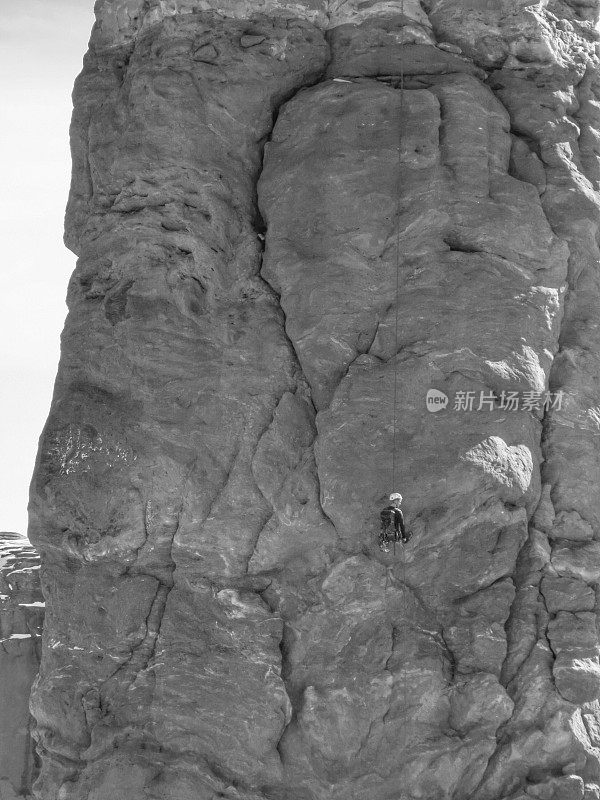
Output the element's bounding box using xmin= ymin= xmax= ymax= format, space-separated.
xmin=381 ymin=623 xmax=398 ymax=726
xmin=255 ymin=93 xmax=344 ymax=547
xmin=250 ymin=68 xmax=368 ymax=773
xmin=439 ymin=625 xmax=458 ymax=683
xmin=243 ymin=512 xmax=275 ymax=574
xmin=101 ymin=515 xmax=178 ymax=705
xmin=274 ymin=623 xmax=296 ymax=769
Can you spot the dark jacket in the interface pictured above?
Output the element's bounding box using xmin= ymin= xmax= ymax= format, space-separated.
xmin=380 ymin=506 xmax=406 ymax=537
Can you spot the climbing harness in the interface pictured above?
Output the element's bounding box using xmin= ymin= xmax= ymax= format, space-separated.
xmin=379 ymin=496 xmax=409 ymax=554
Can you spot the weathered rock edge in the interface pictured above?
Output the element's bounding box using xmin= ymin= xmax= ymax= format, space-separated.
xmin=0 ymin=533 xmax=43 ymax=799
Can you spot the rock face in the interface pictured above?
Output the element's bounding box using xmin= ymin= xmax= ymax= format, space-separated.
xmin=29 ymin=1 xmax=600 ymax=798
xmin=0 ymin=534 xmax=43 ymax=799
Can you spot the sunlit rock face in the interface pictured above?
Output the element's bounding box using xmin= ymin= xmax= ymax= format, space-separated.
xmin=0 ymin=533 xmax=43 ymax=799
xmin=29 ymin=1 xmax=600 ymax=798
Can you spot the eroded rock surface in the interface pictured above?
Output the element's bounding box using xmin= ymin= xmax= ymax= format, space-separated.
xmin=0 ymin=533 xmax=43 ymax=799
xmin=29 ymin=1 xmax=600 ymax=798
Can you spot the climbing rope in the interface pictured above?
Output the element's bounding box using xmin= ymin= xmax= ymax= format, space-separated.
xmin=399 ymin=1 xmax=410 ymax=736
xmin=394 ymin=0 xmax=410 ymax=745
xmin=392 ymin=0 xmax=406 ymax=496
xmin=383 ymin=0 xmax=407 ymax=576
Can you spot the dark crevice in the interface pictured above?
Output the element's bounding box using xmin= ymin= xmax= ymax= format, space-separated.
xmin=200 ymin=443 xmax=241 ymax=528
xmin=438 ymin=626 xmax=458 ymax=683
xmin=253 ymin=77 xmax=346 ymax=558
xmin=510 ymin=130 xmax=543 ymax=160
xmin=59 ymin=508 xmax=180 ymax=788
xmin=443 ymin=236 xmax=484 ymax=254
xmin=102 ymin=581 xmax=173 ymax=711
xmin=251 ymin=58 xmax=332 ymax=239
xmin=381 ymin=625 xmax=398 ymax=726
xmin=274 ymin=624 xmax=298 ymax=765
xmin=244 ymin=512 xmax=274 ymax=574
xmin=247 ymin=45 xmax=338 ymax=778
xmin=101 ymin=511 xmax=179 ymax=709
xmin=112 ymin=43 xmax=134 ymax=86
xmin=500 ymin=582 xmax=541 ymax=693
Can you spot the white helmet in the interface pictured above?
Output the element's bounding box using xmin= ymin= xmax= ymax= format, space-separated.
xmin=389 ymin=492 xmax=403 ymax=502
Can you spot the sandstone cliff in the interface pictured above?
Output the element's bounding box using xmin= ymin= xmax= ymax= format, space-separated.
xmin=29 ymin=1 xmax=600 ymax=798
xmin=0 ymin=534 xmax=43 ymax=799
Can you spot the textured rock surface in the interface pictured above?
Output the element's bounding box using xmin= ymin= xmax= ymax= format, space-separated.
xmin=0 ymin=534 xmax=43 ymax=799
xmin=30 ymin=0 xmax=600 ymax=798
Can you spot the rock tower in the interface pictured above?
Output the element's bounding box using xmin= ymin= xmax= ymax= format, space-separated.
xmin=29 ymin=2 xmax=600 ymax=798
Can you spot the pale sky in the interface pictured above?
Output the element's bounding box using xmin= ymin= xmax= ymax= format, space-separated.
xmin=0 ymin=1 xmax=95 ymax=534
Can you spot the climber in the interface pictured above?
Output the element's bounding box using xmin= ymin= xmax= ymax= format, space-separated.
xmin=379 ymin=493 xmax=411 ymax=553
